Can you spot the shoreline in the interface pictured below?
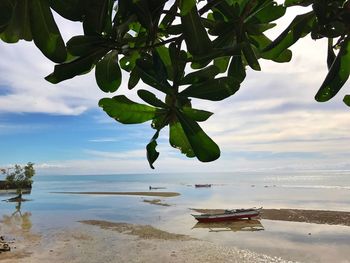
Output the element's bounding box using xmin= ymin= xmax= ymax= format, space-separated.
xmin=1 ymin=208 xmax=350 ymax=262
xmin=0 ymin=220 xmax=296 ymax=263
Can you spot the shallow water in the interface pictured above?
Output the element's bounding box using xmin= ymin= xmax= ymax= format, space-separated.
xmin=1 ymin=171 xmax=350 ymax=262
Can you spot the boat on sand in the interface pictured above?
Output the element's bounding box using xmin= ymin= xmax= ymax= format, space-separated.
xmin=192 ymin=207 xmax=262 ymax=223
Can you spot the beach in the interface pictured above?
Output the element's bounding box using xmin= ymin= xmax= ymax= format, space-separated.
xmin=1 ymin=203 xmax=350 ymax=262
xmin=1 ymin=172 xmax=350 ymax=262
xmin=0 ymin=219 xmax=297 ymax=263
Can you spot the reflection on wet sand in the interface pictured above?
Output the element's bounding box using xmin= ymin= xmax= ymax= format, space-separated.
xmin=2 ymin=200 xmax=32 ymax=233
xmin=0 ymin=200 xmax=39 ymax=260
xmin=192 ymin=219 xmax=264 ymax=232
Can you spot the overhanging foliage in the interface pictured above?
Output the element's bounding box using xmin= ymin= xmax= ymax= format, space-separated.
xmin=0 ymin=0 xmax=349 ymax=168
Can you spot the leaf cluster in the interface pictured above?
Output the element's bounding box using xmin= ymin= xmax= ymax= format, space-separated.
xmin=0 ymin=0 xmax=349 ymax=168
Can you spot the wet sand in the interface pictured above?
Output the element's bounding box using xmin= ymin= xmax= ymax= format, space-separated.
xmin=191 ymin=208 xmax=350 ymax=226
xmin=51 ymin=191 xmax=180 ymax=197
xmin=142 ymin=199 xmax=170 ymax=206
xmin=2 ymin=208 xmax=349 ymax=262
xmin=80 ymin=220 xmax=193 ymax=240
xmin=0 ymin=220 xmax=295 ymax=263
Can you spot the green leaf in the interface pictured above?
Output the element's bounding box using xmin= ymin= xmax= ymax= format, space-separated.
xmin=245 ymin=2 xmax=286 ymax=24
xmin=242 ymin=42 xmax=261 ymax=71
xmin=245 ymin=23 xmax=276 ymax=35
xmin=169 ymin=120 xmax=195 ymax=158
xmin=181 ymin=6 xmax=212 ymax=56
xmin=0 ymin=0 xmax=32 ymax=43
xmin=315 ymin=38 xmax=350 ymax=102
xmin=128 ymin=69 xmax=140 ymax=90
xmin=83 ymin=0 xmax=111 ymax=34
xmin=284 ymin=0 xmax=313 ymax=7
xmin=327 ymin=38 xmax=336 ymax=70
xmin=151 ymin=113 xmax=169 ymax=130
xmin=67 ymin=35 xmax=108 ymax=57
xmin=179 ymin=0 xmax=196 ymax=16
xmin=153 ymin=49 xmax=170 ymax=83
xmin=250 ymin=34 xmax=292 ymax=63
xmin=146 ymin=130 xmax=160 ymax=169
xmin=169 ymin=43 xmax=187 ymax=82
xmin=190 ymin=44 xmax=243 ymax=65
xmin=214 ymin=57 xmax=230 ymax=73
xmin=95 ymin=51 xmax=122 ymax=93
xmin=0 ymin=0 xmax=14 ymax=33
xmin=176 ymin=112 xmax=220 ymax=162
xmin=49 ymin=0 xmax=84 ymax=21
xmin=166 ymin=24 xmax=183 ymax=35
xmin=120 ymin=51 xmax=141 ymax=72
xmin=29 ymin=0 xmax=67 ymax=63
xmin=137 ymin=90 xmax=168 ymax=108
xmin=180 ymin=65 xmax=220 ymax=85
xmin=99 ymin=95 xmax=157 ymax=124
xmin=156 ymin=45 xmax=173 ymax=81
xmin=131 ymin=0 xmax=166 ymax=31
xmin=45 ymin=48 xmax=107 ymax=84
xmin=160 ymin=1 xmax=177 ymax=27
xmin=115 ymin=0 xmax=133 ymax=21
xmin=213 ymin=1 xmax=238 ymax=19
xmin=181 ymin=77 xmax=240 ymax=101
xmin=182 ymin=107 xmax=213 ymax=122
xmin=262 ymin=11 xmax=315 ymax=59
xmin=228 ymin=54 xmax=246 ymax=83
xmin=136 ymin=56 xmax=172 ymax=94
xmin=272 ymin=49 xmax=292 ymax=63
xmin=343 ymin=95 xmax=350 ymax=107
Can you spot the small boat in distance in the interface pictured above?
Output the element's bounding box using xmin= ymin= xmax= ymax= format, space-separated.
xmin=149 ymin=186 xmax=166 ymax=190
xmin=195 ymin=184 xmax=212 ymax=188
xmin=192 ymin=207 xmax=262 ymax=223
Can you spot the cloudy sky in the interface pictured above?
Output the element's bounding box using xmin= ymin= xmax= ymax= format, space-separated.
xmin=0 ymin=4 xmax=349 ymax=175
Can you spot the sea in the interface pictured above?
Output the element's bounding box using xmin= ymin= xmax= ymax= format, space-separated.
xmin=1 ymin=171 xmax=350 ymax=263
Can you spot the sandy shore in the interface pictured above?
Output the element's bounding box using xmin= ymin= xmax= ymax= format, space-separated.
xmin=191 ymin=208 xmax=350 ymax=226
xmin=2 ymin=208 xmax=350 ymax=262
xmin=51 ymin=191 xmax=180 ymax=197
xmin=0 ymin=220 xmax=295 ymax=263
xmin=142 ymin=199 xmax=170 ymax=206
xmin=262 ymin=209 xmax=350 ymax=226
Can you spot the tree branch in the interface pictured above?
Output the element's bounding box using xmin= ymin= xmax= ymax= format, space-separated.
xmin=199 ymin=0 xmax=226 ymax=15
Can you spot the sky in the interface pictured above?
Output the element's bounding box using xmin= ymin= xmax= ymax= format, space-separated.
xmin=0 ymin=4 xmax=350 ymax=175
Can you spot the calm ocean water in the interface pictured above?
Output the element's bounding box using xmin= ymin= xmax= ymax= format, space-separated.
xmin=1 ymin=171 xmax=350 ymax=262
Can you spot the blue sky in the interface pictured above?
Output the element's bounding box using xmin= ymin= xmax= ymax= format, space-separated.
xmin=0 ymin=4 xmax=350 ymax=175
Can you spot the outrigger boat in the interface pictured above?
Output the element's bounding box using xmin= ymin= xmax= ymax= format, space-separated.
xmin=192 ymin=207 xmax=262 ymax=223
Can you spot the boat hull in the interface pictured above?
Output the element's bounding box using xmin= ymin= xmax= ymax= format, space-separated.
xmin=192 ymin=209 xmax=261 ymax=223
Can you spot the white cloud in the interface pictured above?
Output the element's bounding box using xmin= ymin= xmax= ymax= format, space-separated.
xmin=85 ymin=149 xmax=146 ymax=159
xmin=0 ymin=16 xmax=108 ymax=115
xmin=1 ymin=5 xmax=350 ymax=174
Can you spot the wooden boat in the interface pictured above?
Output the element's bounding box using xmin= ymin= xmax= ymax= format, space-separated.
xmin=192 ymin=207 xmax=262 ymax=223
xmin=195 ymin=184 xmax=211 ymax=188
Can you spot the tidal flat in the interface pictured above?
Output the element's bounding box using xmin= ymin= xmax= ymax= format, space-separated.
xmin=1 ymin=172 xmax=350 ymax=262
